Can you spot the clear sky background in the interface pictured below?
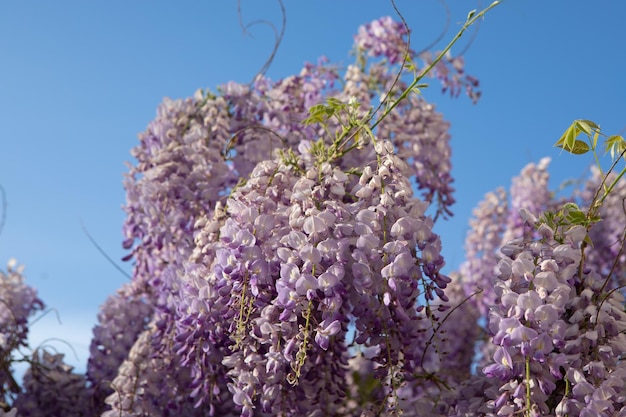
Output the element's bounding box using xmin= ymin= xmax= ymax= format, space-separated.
xmin=1 ymin=1 xmax=624 ymax=375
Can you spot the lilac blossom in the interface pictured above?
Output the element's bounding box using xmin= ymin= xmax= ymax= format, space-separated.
xmin=354 ymin=16 xmax=411 ymax=65
xmin=458 ymin=188 xmax=508 ymax=316
xmin=3 ymin=11 xmax=626 ymax=417
xmin=13 ymin=351 xmax=89 ymax=417
xmin=174 ymin=159 xmax=298 ymax=414
xmin=578 ymin=166 xmax=626 ymax=291
xmin=480 ymin=217 xmax=626 ymax=416
xmin=0 ymin=260 xmax=44 ymax=407
xmin=122 ymin=92 xmax=236 ymax=298
xmin=101 ymin=322 xmax=229 ymax=417
xmin=354 ymin=16 xmax=481 ymax=102
xmin=502 ymin=157 xmax=554 ymax=244
xmin=378 ymin=95 xmax=455 ymax=219
xmin=86 ymin=284 xmax=153 ymax=413
xmin=169 ymin=133 xmax=451 ymax=416
xmin=112 ymin=16 xmax=467 ymax=414
xmin=419 ymin=51 xmax=481 ymax=103
xmin=102 ymin=15 xmax=473 ymax=416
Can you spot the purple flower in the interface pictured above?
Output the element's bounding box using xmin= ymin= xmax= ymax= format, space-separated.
xmin=315 ymin=319 xmax=341 ymax=350
xmin=354 ymin=16 xmax=410 ymax=65
xmin=14 ymin=351 xmax=89 ymax=417
xmin=0 ymin=260 xmax=44 ymax=406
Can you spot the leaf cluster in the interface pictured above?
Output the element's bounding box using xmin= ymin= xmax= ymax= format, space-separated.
xmin=555 ymin=119 xmax=625 ymax=160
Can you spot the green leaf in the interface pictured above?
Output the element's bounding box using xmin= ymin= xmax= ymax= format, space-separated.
xmin=605 ymin=135 xmax=626 ymax=159
xmin=302 ymin=114 xmax=323 ymax=126
xmin=466 ymin=9 xmax=476 ymax=21
xmin=556 ymin=137 xmax=589 ymax=155
xmin=575 ymin=120 xmax=591 ymax=136
xmin=411 ymin=85 xmax=428 ymax=96
xmin=593 ymin=130 xmax=600 ymax=149
xmin=326 ymin=97 xmax=344 ymax=108
xmin=562 ymin=202 xmax=580 ymax=212
xmin=569 ymin=140 xmax=590 ymax=155
xmin=566 ymin=209 xmax=586 ymax=224
xmin=554 ymin=124 xmax=577 ymax=149
xmin=574 ymin=119 xmax=599 ymax=136
xmin=566 ymin=127 xmax=579 ymax=149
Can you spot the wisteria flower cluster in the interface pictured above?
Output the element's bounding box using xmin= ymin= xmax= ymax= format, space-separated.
xmin=77 ymin=13 xmax=473 ymax=416
xmin=0 ymin=260 xmax=43 ymax=409
xmin=13 ymin=350 xmax=88 ymax=416
xmin=2 ymin=7 xmax=626 ymax=417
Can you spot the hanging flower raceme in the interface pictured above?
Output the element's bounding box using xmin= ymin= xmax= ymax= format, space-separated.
xmin=0 ymin=260 xmax=44 ymax=407
xmin=502 ymin=157 xmax=554 ymax=244
xmin=354 ymin=16 xmax=482 ymax=102
xmin=481 ymin=214 xmax=626 ymax=416
xmin=453 ymin=159 xmax=559 ymax=375
xmin=86 ymin=283 xmax=153 ymax=413
xmin=97 ymin=13 xmax=482 ymax=416
xmin=577 ymin=166 xmax=626 ymax=291
xmin=354 ymin=16 xmax=411 ymax=65
xmin=122 ymin=92 xmax=236 ymax=298
xmin=13 ymin=351 xmax=88 ymax=417
xmin=172 ymin=158 xmax=299 ymax=414
xmin=458 ymin=187 xmax=508 ymax=316
xmin=226 ymin=58 xmax=340 ymax=179
xmin=377 ymin=95 xmax=455 ymax=219
xmin=0 ymin=260 xmax=43 ymax=352
xmin=419 ymin=51 xmax=482 ymax=103
xmin=114 ymin=92 xmax=243 ymax=415
xmin=172 ymin=133 xmax=451 ymax=416
xmin=101 ymin=322 xmax=226 ymax=417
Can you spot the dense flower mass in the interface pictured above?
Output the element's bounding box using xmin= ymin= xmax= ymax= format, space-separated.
xmin=2 ymin=11 xmax=625 ymax=417
xmin=354 ymin=16 xmax=411 ymax=65
xmin=578 ymin=166 xmax=626 ymax=290
xmin=14 ymin=351 xmax=88 ymax=417
xmin=458 ymin=187 xmax=508 ymax=316
xmin=86 ymin=284 xmax=153 ymax=413
xmin=0 ymin=260 xmax=43 ymax=408
xmin=480 ymin=220 xmax=626 ymax=416
xmin=438 ymin=160 xmax=626 ymax=417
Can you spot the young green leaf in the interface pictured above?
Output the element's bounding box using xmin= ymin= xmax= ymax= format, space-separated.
xmin=554 ymin=124 xmax=578 ymax=150
xmin=593 ymin=130 xmax=600 ymax=149
xmin=605 ymin=135 xmax=626 ymax=159
xmin=574 ymin=119 xmax=599 ymax=136
xmin=569 ymin=140 xmax=590 ymax=155
xmin=562 ymin=202 xmax=580 ymax=212
xmin=556 ymin=138 xmax=589 ymax=155
xmin=565 ymin=209 xmax=586 ymax=224
xmin=575 ymin=120 xmax=590 ymax=136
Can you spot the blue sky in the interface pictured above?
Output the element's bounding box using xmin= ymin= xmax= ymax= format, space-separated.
xmin=1 ymin=1 xmax=624 ymax=374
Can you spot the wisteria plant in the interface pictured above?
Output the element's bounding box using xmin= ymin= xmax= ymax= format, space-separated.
xmin=1 ymin=1 xmax=625 ymax=416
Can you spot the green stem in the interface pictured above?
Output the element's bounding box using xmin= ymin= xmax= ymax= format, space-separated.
xmin=598 ymin=166 xmax=626 ymax=207
xmin=371 ymin=1 xmax=501 ymax=131
xmin=525 ymin=356 xmax=531 ymax=416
